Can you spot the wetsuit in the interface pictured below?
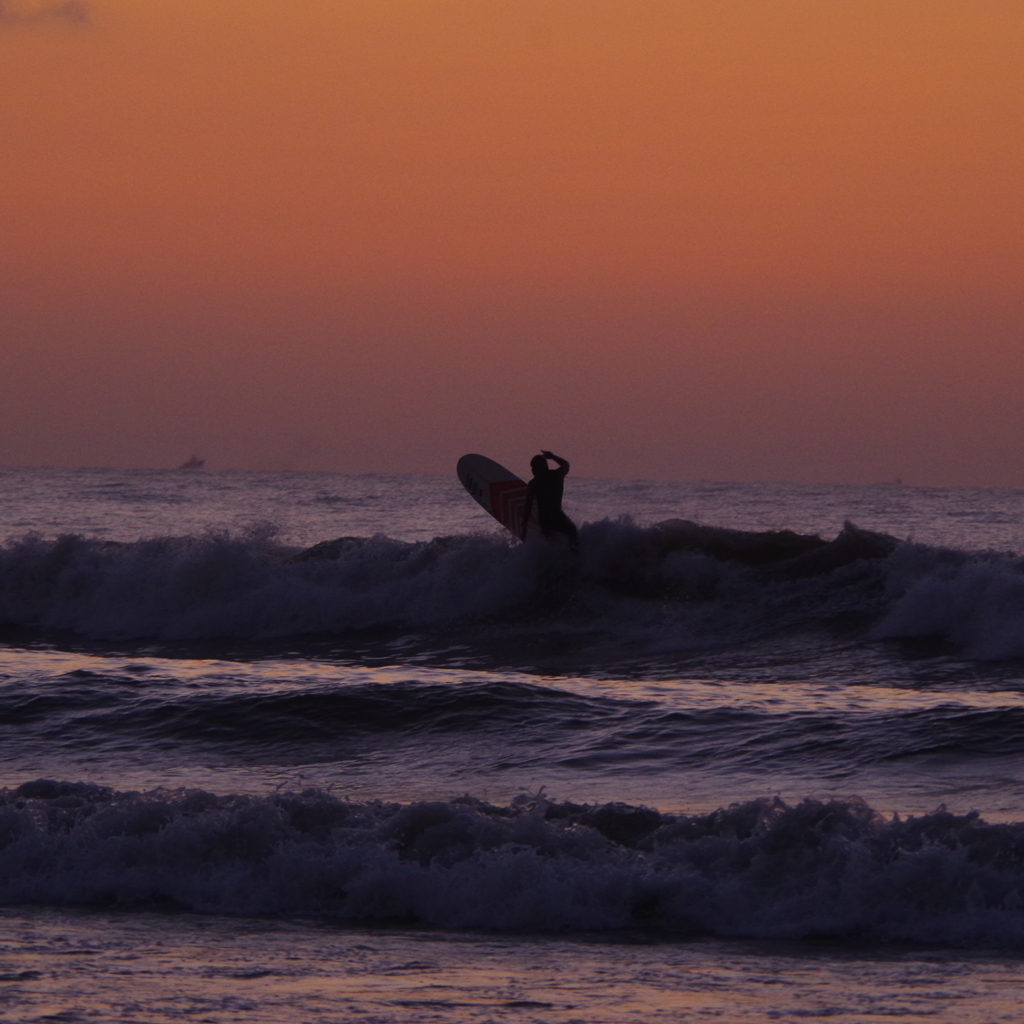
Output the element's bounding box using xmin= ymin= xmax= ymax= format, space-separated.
xmin=524 ymin=455 xmax=578 ymax=546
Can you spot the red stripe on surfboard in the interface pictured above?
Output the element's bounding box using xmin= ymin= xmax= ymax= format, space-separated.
xmin=489 ymin=479 xmax=527 ymax=532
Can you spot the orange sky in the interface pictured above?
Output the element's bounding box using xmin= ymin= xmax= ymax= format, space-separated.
xmin=2 ymin=0 xmax=1022 ymax=484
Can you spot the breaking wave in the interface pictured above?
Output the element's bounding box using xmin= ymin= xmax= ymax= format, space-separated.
xmin=1 ymin=520 xmax=1023 ymax=658
xmin=4 ymin=781 xmax=1024 ymax=947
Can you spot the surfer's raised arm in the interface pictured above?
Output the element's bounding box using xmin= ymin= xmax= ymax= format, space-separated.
xmin=541 ymin=451 xmax=569 ymax=476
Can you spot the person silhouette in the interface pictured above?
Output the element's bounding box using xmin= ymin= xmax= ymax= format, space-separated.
xmin=521 ymin=450 xmax=579 ymax=548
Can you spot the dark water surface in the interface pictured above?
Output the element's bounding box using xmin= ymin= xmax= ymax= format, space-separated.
xmin=3 ymin=467 xmax=1024 ymax=1020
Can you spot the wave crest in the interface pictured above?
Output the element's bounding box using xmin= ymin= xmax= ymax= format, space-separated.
xmin=3 ymin=522 xmax=1024 ymax=658
xmin=3 ymin=781 xmax=1024 ymax=946
xmin=0 ymin=529 xmax=533 ymax=639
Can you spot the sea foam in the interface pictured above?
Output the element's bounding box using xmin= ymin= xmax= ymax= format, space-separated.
xmin=3 ymin=781 xmax=1024 ymax=947
xmin=2 ymin=522 xmax=1024 ymax=658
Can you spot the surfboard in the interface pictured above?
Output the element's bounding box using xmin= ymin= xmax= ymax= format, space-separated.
xmin=457 ymin=454 xmax=537 ymax=540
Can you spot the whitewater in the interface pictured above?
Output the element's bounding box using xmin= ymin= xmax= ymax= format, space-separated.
xmin=3 ymin=465 xmax=1024 ymax=1023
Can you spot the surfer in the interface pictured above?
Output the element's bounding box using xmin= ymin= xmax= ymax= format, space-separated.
xmin=521 ymin=451 xmax=579 ymax=548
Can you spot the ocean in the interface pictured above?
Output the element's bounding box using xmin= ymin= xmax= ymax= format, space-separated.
xmin=2 ymin=465 xmax=1024 ymax=1023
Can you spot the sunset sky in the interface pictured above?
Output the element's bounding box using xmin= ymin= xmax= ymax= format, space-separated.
xmin=2 ymin=0 xmax=1022 ymax=484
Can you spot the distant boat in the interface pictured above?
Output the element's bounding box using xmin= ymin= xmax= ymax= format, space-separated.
xmin=178 ymin=455 xmax=205 ymax=470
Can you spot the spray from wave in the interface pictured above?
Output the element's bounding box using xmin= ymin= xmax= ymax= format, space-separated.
xmin=1 ymin=520 xmax=1022 ymax=657
xmin=3 ymin=780 xmax=1024 ymax=947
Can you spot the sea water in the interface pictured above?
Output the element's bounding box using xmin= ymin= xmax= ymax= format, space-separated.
xmin=3 ymin=466 xmax=1024 ymax=1022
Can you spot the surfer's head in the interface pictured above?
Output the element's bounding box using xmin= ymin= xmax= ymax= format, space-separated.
xmin=530 ymin=455 xmax=548 ymax=476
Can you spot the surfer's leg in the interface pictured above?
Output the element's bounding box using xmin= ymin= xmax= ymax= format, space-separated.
xmin=538 ymin=513 xmax=579 ymax=550
xmin=557 ymin=514 xmax=579 ymax=551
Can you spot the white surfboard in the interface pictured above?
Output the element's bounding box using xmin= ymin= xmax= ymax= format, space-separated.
xmin=457 ymin=454 xmax=538 ymax=540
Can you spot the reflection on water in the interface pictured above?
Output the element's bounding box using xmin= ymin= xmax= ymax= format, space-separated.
xmin=2 ymin=466 xmax=1024 ymax=550
xmin=2 ymin=909 xmax=1023 ymax=1024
